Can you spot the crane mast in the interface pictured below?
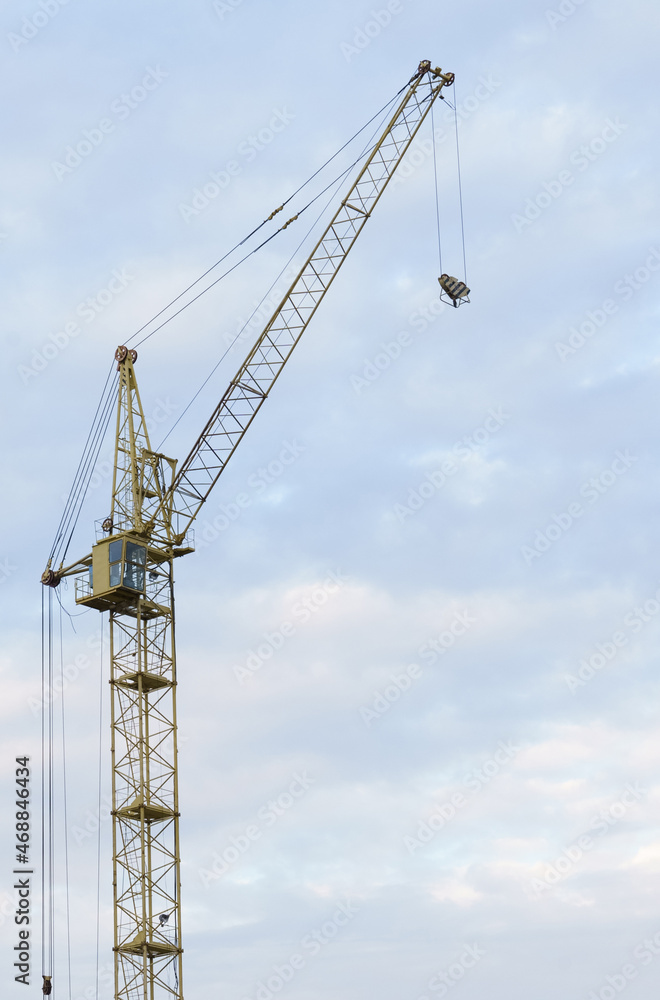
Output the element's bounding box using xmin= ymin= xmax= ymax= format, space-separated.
xmin=43 ymin=60 xmax=455 ymax=1000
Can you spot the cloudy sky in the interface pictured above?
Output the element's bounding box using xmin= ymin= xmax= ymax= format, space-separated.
xmin=2 ymin=1 xmax=660 ymax=998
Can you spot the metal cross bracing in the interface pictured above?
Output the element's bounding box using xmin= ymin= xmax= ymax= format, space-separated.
xmin=110 ymin=352 xmax=184 ymax=1000
xmin=154 ymin=61 xmax=455 ymax=545
xmin=112 ymin=348 xmax=179 ymax=547
xmin=110 ymin=567 xmax=182 ymax=1000
xmin=42 ymin=59 xmax=456 ymax=1000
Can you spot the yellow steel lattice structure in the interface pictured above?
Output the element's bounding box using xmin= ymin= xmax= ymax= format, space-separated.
xmin=111 ymin=599 xmax=182 ymax=999
xmin=43 ymin=60 xmax=456 ymax=1000
xmin=77 ymin=351 xmax=185 ymax=1000
xmin=109 ymin=353 xmax=183 ymax=999
xmin=148 ymin=61 xmax=456 ymax=544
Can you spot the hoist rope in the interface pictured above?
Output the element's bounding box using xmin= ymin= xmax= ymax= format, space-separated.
xmin=40 ymin=587 xmax=47 ymax=979
xmin=47 ymin=365 xmax=118 ymax=571
xmin=59 ymin=380 xmax=117 ymax=563
xmin=95 ymin=615 xmax=105 ymax=1000
xmin=156 ymin=85 xmax=400 ymax=452
xmin=430 ymin=101 xmax=443 ymax=275
xmin=41 ymin=586 xmax=75 ymax=997
xmin=124 ymin=86 xmax=406 ymax=351
xmin=41 ymin=587 xmax=54 ymax=989
xmin=130 ymin=115 xmax=402 ymax=354
xmin=48 ymin=591 xmax=53 ymax=988
xmin=452 ymin=84 xmax=468 ymax=282
xmin=47 ymin=364 xmax=114 ymax=562
xmin=156 ymin=163 xmax=354 ymax=452
xmin=58 ymin=599 xmax=73 ymax=1000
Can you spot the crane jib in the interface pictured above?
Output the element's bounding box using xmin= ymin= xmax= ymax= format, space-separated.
xmin=151 ymin=60 xmax=454 ymax=544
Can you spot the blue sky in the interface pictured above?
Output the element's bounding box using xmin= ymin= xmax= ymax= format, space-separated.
xmin=2 ymin=1 xmax=660 ymax=998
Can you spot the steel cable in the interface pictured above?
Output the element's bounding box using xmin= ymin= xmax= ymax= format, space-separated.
xmin=156 ymin=85 xmax=404 ymax=451
xmin=452 ymin=83 xmax=468 ymax=282
xmin=123 ymin=86 xmax=406 ymax=351
xmin=48 ymin=366 xmax=117 ymax=569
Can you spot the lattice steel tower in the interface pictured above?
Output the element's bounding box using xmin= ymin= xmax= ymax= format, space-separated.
xmin=77 ymin=348 xmax=188 ymax=999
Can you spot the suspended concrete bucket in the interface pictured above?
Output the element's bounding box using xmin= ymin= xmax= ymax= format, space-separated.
xmin=438 ymin=273 xmax=470 ymax=307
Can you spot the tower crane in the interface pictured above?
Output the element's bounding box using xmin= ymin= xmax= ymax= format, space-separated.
xmin=41 ymin=59 xmax=461 ymax=1000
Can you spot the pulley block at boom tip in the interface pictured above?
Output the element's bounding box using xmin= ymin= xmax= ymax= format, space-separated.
xmin=115 ymin=344 xmax=138 ymax=368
